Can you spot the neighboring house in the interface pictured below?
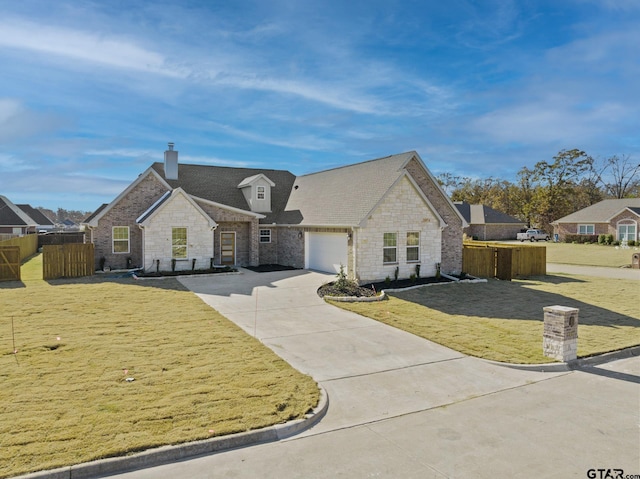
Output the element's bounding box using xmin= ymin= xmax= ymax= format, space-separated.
xmin=16 ymin=204 xmax=55 ymax=232
xmin=454 ymin=202 xmax=526 ymax=241
xmin=0 ymin=195 xmax=37 ymax=235
xmin=83 ymin=144 xmax=466 ymax=283
xmin=60 ymin=219 xmax=79 ymax=230
xmin=552 ymin=198 xmax=640 ymax=242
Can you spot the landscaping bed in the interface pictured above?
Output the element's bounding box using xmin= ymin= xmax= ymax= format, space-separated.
xmin=318 ymin=275 xmax=453 ymax=298
xmin=135 ymin=266 xmax=237 ymax=278
xmin=245 ymin=264 xmax=301 ymax=273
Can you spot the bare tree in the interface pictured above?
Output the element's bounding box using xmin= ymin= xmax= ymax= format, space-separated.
xmin=596 ymin=155 xmax=640 ymax=198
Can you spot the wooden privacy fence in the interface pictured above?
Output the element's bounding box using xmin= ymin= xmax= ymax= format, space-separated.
xmin=463 ymin=243 xmax=546 ymax=280
xmin=0 ymin=233 xmax=38 ymax=261
xmin=43 ymin=243 xmax=95 ymax=280
xmin=0 ymin=246 xmax=21 ymax=281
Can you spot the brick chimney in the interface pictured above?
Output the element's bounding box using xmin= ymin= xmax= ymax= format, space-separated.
xmin=164 ymin=142 xmax=178 ymax=180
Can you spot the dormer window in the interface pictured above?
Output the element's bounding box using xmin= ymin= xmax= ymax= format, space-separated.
xmin=237 ymin=174 xmax=275 ymax=213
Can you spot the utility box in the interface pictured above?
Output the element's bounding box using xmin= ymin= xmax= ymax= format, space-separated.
xmin=543 ymin=306 xmax=579 ymax=362
xmin=632 ymin=253 xmax=640 ymax=269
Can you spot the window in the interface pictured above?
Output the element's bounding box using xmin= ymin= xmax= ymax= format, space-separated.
xmin=172 ymin=227 xmax=188 ymax=259
xmin=383 ymin=232 xmax=397 ymax=264
xmin=112 ymin=226 xmax=130 ymax=253
xmin=618 ymin=224 xmax=636 ymax=242
xmin=578 ymin=224 xmax=594 ymax=235
xmin=256 ymin=186 xmax=265 ymax=200
xmin=406 ymin=232 xmax=420 ymax=262
xmin=259 ymin=229 xmax=271 ymax=243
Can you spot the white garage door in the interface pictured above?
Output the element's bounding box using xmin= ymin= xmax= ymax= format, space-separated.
xmin=307 ymin=232 xmax=348 ymax=274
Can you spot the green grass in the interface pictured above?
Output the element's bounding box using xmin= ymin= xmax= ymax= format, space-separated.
xmin=336 ymin=274 xmax=639 ymax=364
xmin=535 ymin=241 xmax=636 ymax=267
xmin=0 ymin=254 xmax=319 ymax=478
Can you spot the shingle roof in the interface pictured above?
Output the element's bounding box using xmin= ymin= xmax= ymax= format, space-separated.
xmin=282 ymin=152 xmax=415 ymax=226
xmin=454 ymin=202 xmax=524 ymax=225
xmin=16 ymin=204 xmax=54 ymax=226
xmin=0 ymin=196 xmax=36 ymax=227
xmin=553 ymin=198 xmax=640 ymax=223
xmin=83 ymin=203 xmax=109 ymax=224
xmin=150 ymin=163 xmax=296 ymax=223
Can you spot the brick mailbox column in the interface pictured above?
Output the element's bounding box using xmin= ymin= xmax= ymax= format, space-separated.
xmin=543 ymin=306 xmax=579 ymax=362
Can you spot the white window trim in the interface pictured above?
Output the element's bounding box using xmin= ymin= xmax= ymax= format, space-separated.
xmin=171 ymin=226 xmax=188 ymax=260
xmin=617 ymin=221 xmax=637 ymax=241
xmin=577 ymin=224 xmax=595 ymax=235
xmin=112 ymin=226 xmax=130 ymax=254
xmin=256 ymin=185 xmax=266 ymax=200
xmin=259 ymin=228 xmax=271 ymax=243
xmin=406 ymin=231 xmax=420 ymax=263
xmin=383 ymin=232 xmax=398 ymax=264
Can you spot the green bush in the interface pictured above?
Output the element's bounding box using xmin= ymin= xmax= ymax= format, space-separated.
xmin=598 ymin=234 xmax=607 ymax=245
xmin=564 ymin=234 xmax=598 ymax=244
xmin=613 ymin=240 xmax=621 ymax=246
xmin=628 ymin=240 xmax=636 ymax=247
xmin=606 ymin=234 xmax=614 ymax=245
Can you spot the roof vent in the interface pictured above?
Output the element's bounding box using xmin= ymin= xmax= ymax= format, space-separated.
xmin=168 ymin=142 xmax=174 ymax=151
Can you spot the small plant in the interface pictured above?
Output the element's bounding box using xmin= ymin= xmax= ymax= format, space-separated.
xmin=435 ymin=262 xmax=441 ymax=279
xmin=598 ymin=234 xmax=607 ymax=245
xmin=409 ymin=273 xmax=416 ymax=283
xmin=384 ymin=276 xmax=391 ymax=286
xmin=628 ymin=240 xmax=636 ymax=247
xmin=415 ymin=264 xmax=420 ymax=278
xmin=613 ymin=240 xmax=621 ymax=246
xmin=334 ymin=264 xmax=352 ymax=293
xmin=606 ymin=234 xmax=614 ymax=245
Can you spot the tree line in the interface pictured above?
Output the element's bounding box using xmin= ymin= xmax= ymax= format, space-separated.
xmin=437 ymin=149 xmax=639 ymax=233
xmin=35 ymin=207 xmax=92 ymax=225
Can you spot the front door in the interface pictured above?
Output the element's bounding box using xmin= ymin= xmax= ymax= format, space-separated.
xmin=220 ymin=232 xmax=236 ymax=265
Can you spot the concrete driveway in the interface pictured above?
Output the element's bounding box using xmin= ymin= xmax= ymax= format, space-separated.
xmin=111 ymin=268 xmax=639 ymax=478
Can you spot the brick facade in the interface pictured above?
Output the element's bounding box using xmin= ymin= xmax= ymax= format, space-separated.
xmin=91 ymin=173 xmax=168 ymax=270
xmin=404 ymin=158 xmax=463 ymax=274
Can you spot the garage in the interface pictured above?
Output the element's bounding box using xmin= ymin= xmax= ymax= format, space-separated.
xmin=306 ymin=232 xmax=348 ymax=274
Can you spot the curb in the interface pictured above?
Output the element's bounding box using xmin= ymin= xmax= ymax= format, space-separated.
xmin=16 ymin=387 xmax=329 ymax=479
xmin=484 ymin=345 xmax=640 ymax=372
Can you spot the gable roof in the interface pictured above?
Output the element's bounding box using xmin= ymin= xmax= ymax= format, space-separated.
xmin=150 ymin=163 xmax=295 ymax=224
xmin=137 ymin=188 xmax=217 ymax=228
xmin=553 ymin=198 xmax=640 ymax=224
xmin=84 ymin=203 xmax=109 ymax=224
xmin=16 ymin=205 xmax=55 ymax=226
xmin=454 ymin=202 xmax=524 ymax=225
xmin=0 ymin=195 xmax=37 ymax=227
xmin=282 ymin=152 xmax=412 ymax=226
xmin=237 ymin=173 xmax=276 ymax=188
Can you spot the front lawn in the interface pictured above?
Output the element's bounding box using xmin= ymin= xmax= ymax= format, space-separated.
xmin=335 ymin=274 xmax=639 ymax=364
xmin=538 ymin=241 xmax=636 ymax=267
xmin=0 ymin=254 xmax=319 ymax=478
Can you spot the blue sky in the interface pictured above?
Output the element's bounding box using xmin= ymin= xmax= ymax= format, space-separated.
xmin=1 ymin=0 xmax=638 ymax=212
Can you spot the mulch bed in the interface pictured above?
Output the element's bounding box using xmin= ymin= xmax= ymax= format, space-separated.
xmin=318 ymin=276 xmax=453 ymax=298
xmin=135 ymin=266 xmax=237 ymax=278
xmin=245 ymin=264 xmax=301 ymax=273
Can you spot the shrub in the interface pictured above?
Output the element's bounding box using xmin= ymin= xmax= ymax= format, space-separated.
xmin=613 ymin=240 xmax=621 ymax=246
xmin=598 ymin=234 xmax=607 ymax=245
xmin=628 ymin=240 xmax=636 ymax=247
xmin=606 ymin=234 xmax=614 ymax=245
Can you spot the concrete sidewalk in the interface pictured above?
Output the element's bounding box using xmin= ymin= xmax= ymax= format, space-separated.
xmin=105 ymin=268 xmax=639 ymax=478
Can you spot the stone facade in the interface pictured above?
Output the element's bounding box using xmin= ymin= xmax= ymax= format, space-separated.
xmin=141 ymin=192 xmax=214 ymax=272
xmin=92 ymin=174 xmax=168 ymax=270
xmin=554 ymin=222 xmax=609 ymax=241
xmin=356 ymin=176 xmax=441 ymax=283
xmin=404 ymin=158 xmax=463 ymax=274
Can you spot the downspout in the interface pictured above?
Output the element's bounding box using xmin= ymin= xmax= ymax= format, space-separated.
xmin=351 ymin=227 xmax=357 ymax=283
xmin=138 ymin=224 xmax=145 ymax=271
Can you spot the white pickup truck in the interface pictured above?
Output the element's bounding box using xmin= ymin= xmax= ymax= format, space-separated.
xmin=517 ymin=229 xmax=550 ymax=242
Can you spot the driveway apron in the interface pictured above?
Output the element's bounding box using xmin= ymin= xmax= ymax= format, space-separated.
xmin=178 ymin=269 xmax=567 ymax=434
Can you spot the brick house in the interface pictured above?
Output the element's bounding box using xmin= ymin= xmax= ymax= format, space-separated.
xmin=454 ymin=202 xmax=526 ymax=241
xmin=552 ymin=198 xmax=640 ymax=242
xmin=83 ymin=145 xmax=466 ymax=283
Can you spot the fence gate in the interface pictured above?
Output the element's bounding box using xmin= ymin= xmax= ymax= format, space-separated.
xmin=43 ymin=243 xmax=94 ymax=280
xmin=495 ymin=248 xmax=513 ymax=281
xmin=0 ymin=246 xmax=21 ymax=281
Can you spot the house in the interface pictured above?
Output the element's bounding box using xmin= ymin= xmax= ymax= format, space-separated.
xmin=552 ymin=198 xmax=640 ymax=242
xmin=454 ymin=202 xmax=526 ymax=241
xmin=16 ymin=204 xmax=55 ymax=233
xmin=0 ymin=195 xmax=37 ymax=235
xmin=83 ymin=144 xmax=467 ymax=283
